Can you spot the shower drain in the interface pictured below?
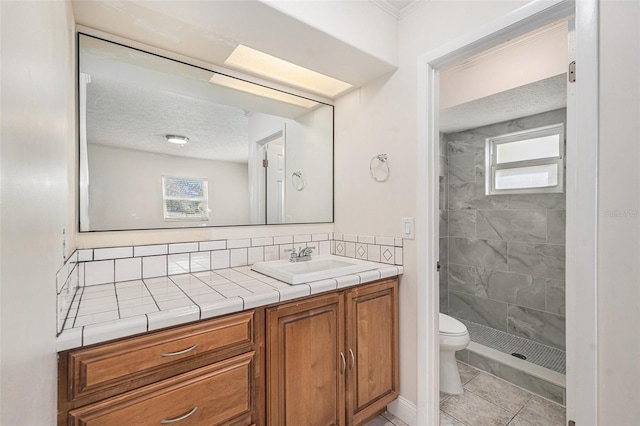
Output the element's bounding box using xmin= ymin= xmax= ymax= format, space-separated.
xmin=511 ymin=352 xmax=527 ymax=360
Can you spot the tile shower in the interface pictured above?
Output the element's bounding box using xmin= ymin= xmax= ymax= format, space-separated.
xmin=439 ymin=109 xmax=567 ymax=396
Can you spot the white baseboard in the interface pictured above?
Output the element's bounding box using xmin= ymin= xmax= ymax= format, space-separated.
xmin=387 ymin=396 xmax=417 ymax=426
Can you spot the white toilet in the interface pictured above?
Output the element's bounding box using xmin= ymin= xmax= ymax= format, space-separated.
xmin=439 ymin=313 xmax=470 ymax=394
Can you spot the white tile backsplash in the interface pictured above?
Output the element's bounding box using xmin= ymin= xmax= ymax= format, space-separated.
xmin=293 ymin=234 xmax=311 ymax=243
xmin=312 ymin=233 xmax=329 ymax=242
xmin=248 ymin=247 xmax=264 ymax=265
xmin=168 ymin=254 xmax=190 ymax=275
xmin=94 ymin=246 xmax=133 ymax=261
xmin=85 ymin=260 xmax=114 ymax=286
xmin=115 ymin=257 xmax=142 ymax=282
xmin=251 ymin=237 xmax=273 ymax=247
xmin=199 ymin=240 xmax=226 ymax=251
xmin=168 ymin=242 xmax=198 ymax=254
xmin=143 ymin=255 xmax=167 ymax=279
xmin=211 ymin=250 xmax=230 ymax=270
xmin=264 ymin=245 xmax=279 ymax=261
xmin=190 ymin=252 xmax=211 ymax=272
xmin=134 ymin=244 xmax=168 ymax=257
xmin=273 ymin=235 xmax=293 ymax=245
xmin=376 ymin=236 xmax=395 ymax=246
xmin=227 ymin=238 xmax=251 ymax=249
xmin=367 ymin=244 xmax=381 ymax=262
xmin=78 ymin=249 xmax=93 ymax=261
xmin=358 ymin=235 xmax=375 ymax=244
xmin=230 ymin=248 xmax=248 ymax=267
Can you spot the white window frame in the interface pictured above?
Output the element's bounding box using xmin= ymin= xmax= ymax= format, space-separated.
xmin=485 ymin=123 xmax=565 ymax=195
xmin=162 ymin=176 xmax=209 ymax=221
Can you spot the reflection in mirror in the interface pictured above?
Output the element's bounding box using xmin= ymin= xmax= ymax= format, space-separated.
xmin=78 ymin=34 xmax=333 ymax=231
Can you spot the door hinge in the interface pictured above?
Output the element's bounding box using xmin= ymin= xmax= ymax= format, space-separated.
xmin=568 ymin=61 xmax=576 ymax=83
xmin=263 ymin=159 xmax=269 ymax=168
xmin=436 ymin=261 xmax=441 ymax=272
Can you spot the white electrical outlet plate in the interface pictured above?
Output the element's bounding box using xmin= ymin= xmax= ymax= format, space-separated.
xmin=401 ymin=217 xmax=415 ymax=239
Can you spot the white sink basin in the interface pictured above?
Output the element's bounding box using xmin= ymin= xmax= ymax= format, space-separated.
xmin=251 ymin=255 xmax=378 ymax=285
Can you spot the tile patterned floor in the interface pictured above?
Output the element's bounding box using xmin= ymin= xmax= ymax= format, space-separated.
xmin=366 ymin=361 xmax=566 ymax=426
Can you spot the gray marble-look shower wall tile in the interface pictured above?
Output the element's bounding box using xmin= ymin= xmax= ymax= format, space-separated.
xmin=476 ymin=270 xmax=545 ymax=311
xmin=467 ymin=351 xmax=565 ymax=405
xmin=440 ymin=264 xmax=449 ymax=314
xmin=439 ymin=176 xmax=447 ymax=211
xmin=440 ymin=237 xmax=448 ymax=265
xmin=508 ymin=242 xmax=565 ymax=280
xmin=545 ymin=279 xmax=565 ymax=315
xmin=447 ymin=263 xmax=478 ymax=295
xmin=448 ymin=211 xmax=476 ymax=238
xmin=439 ymin=211 xmax=448 ymax=238
xmin=440 ymin=155 xmax=448 ymax=181
xmin=447 ymin=131 xmax=484 ymax=156
xmin=507 ymin=305 xmax=566 ymax=350
xmin=439 ymin=132 xmax=447 ymax=157
xmin=547 ymin=210 xmax=566 ymax=244
xmin=449 ymin=238 xmax=508 ymax=271
xmin=449 ymin=291 xmax=508 ymax=331
xmin=508 ymin=193 xmax=566 ymax=210
xmin=514 ymin=108 xmax=566 ymax=132
xmin=449 ymin=182 xmax=509 ymax=211
xmin=476 ymin=210 xmax=547 ymax=243
xmin=448 ymin=154 xmax=476 ymax=183
xmin=475 ymin=153 xmax=485 ymax=182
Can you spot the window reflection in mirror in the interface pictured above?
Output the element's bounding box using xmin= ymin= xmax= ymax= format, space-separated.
xmin=78 ymin=34 xmax=333 ymax=232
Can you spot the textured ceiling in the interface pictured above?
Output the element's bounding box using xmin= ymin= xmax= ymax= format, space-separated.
xmin=439 ymin=74 xmax=567 ymax=133
xmin=87 ymin=77 xmax=250 ymax=163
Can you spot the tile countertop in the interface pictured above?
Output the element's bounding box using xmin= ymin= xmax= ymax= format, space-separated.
xmin=57 ymin=264 xmax=403 ymax=352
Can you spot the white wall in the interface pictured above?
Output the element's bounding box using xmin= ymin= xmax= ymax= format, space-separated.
xmin=334 ymin=0 xmax=528 ymax=406
xmin=597 ymin=0 xmax=640 ymax=423
xmin=88 ymin=145 xmax=250 ymax=230
xmin=286 ymin=106 xmax=334 ymax=223
xmin=0 ymin=1 xmax=75 ymax=424
xmin=248 ymin=106 xmax=333 ymax=224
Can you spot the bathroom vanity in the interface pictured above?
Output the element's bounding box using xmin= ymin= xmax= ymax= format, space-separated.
xmin=57 ymin=276 xmax=399 ymax=425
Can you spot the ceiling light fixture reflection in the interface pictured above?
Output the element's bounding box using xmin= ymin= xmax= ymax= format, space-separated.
xmin=224 ymin=44 xmax=352 ymax=98
xmin=165 ymin=135 xmax=189 ymax=145
xmin=208 ymin=73 xmax=318 ymax=109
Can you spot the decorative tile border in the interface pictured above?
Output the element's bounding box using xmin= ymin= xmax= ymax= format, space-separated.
xmin=56 ymin=232 xmax=404 ymax=334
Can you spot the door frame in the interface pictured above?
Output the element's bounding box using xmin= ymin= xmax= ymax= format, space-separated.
xmin=415 ymin=0 xmax=599 ymax=424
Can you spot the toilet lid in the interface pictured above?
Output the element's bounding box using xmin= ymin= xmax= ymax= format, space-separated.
xmin=439 ymin=313 xmax=468 ymax=336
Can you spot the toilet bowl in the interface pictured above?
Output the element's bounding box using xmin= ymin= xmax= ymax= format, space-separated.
xmin=439 ymin=313 xmax=470 ymax=394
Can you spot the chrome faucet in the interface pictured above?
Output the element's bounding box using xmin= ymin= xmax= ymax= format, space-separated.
xmin=285 ymin=246 xmax=315 ymax=262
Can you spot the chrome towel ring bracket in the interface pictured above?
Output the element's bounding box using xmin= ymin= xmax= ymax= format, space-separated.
xmin=292 ymin=171 xmax=305 ymax=191
xmin=370 ymin=154 xmax=390 ymax=182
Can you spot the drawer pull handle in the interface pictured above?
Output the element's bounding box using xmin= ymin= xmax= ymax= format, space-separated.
xmin=160 ymin=344 xmax=198 ymax=357
xmin=160 ymin=406 xmax=198 ymax=424
xmin=348 ymin=348 xmax=355 ymax=371
xmin=340 ymin=352 xmax=346 ymax=375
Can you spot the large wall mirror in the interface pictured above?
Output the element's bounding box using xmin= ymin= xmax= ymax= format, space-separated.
xmin=78 ymin=34 xmax=334 ymax=232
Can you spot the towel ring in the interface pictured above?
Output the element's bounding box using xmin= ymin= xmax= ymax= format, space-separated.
xmin=370 ymin=154 xmax=389 ymax=182
xmin=291 ymin=171 xmax=305 ymax=191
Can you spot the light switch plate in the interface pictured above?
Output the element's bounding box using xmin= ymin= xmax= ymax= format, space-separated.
xmin=401 ymin=217 xmax=415 ymax=239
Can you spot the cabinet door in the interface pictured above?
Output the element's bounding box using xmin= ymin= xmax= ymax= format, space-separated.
xmin=345 ymin=279 xmax=399 ymax=425
xmin=267 ymin=293 xmax=345 ymax=426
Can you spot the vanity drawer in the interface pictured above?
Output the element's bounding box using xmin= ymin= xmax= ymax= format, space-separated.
xmin=68 ymin=351 xmax=255 ymax=426
xmin=68 ymin=311 xmax=254 ymax=401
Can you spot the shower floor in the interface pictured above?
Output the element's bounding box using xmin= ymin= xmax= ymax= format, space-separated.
xmin=460 ymin=319 xmax=566 ymax=374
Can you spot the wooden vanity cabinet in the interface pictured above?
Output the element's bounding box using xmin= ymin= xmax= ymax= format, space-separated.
xmin=58 ymin=309 xmax=265 ymax=426
xmin=345 ymin=279 xmax=399 ymax=426
xmin=266 ymin=278 xmax=399 ymax=426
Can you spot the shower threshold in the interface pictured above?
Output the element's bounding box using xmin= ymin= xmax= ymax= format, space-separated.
xmin=459 ymin=319 xmax=566 ymax=374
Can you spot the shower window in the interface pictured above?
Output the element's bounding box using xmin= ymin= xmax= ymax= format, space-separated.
xmin=162 ymin=176 xmax=209 ymax=221
xmin=485 ymin=123 xmax=564 ymax=195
